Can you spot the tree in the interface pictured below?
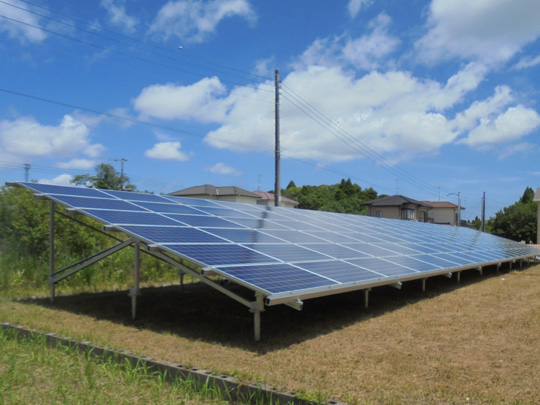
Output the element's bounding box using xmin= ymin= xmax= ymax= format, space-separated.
xmin=488 ymin=187 xmax=537 ymax=242
xmin=71 ymin=163 xmax=135 ymax=191
xmin=286 ymin=180 xmax=296 ymax=189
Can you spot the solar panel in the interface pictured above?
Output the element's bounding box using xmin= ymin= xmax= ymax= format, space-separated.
xmin=12 ymin=182 xmax=540 ymax=307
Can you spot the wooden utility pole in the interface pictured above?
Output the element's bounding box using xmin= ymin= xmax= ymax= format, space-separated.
xmin=274 ymin=69 xmax=281 ymax=207
xmin=481 ymin=192 xmax=486 ymax=232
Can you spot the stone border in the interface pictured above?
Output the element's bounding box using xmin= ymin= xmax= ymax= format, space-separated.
xmin=1 ymin=322 xmax=345 ymax=405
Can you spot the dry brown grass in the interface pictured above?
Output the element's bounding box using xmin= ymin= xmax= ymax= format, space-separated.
xmin=1 ymin=263 xmax=540 ymax=403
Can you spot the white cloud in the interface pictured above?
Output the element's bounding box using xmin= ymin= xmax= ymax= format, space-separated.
xmin=458 ymin=105 xmax=540 ymax=148
xmin=133 ymin=77 xmax=228 ymax=122
xmin=342 ymin=13 xmax=400 ymax=71
xmin=145 ymin=141 xmax=191 ymax=161
xmin=0 ymin=115 xmax=102 ymax=160
xmin=0 ymin=0 xmax=47 ymax=43
xmin=293 ymin=13 xmax=399 ymax=72
xmin=497 ymin=142 xmax=536 ymax=160
xmin=416 ymin=0 xmax=540 ymax=64
xmin=513 ymin=54 xmax=540 ymax=70
xmin=348 ymin=0 xmax=373 ymax=18
xmin=148 ymin=0 xmax=256 ymax=43
xmin=38 ymin=174 xmax=73 ymax=186
xmin=101 ymin=0 xmax=138 ymax=33
xmin=55 ymin=159 xmax=96 ymax=170
xmin=205 ymin=162 xmax=241 ymax=175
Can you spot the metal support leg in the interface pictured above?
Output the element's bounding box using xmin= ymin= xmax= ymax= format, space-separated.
xmin=178 ymin=269 xmax=185 ymax=290
xmin=253 ymin=293 xmax=265 ymax=342
xmin=457 ymin=271 xmax=461 ymax=283
xmin=421 ymin=278 xmax=426 ymax=292
xmin=49 ymin=201 xmax=55 ymax=303
xmin=129 ymin=242 xmax=141 ymax=320
xmin=363 ymin=289 xmax=370 ymax=309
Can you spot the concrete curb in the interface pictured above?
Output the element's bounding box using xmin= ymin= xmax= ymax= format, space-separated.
xmin=1 ymin=321 xmax=345 ymax=405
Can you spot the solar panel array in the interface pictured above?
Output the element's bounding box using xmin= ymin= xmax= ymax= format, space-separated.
xmin=14 ymin=182 xmax=540 ymax=304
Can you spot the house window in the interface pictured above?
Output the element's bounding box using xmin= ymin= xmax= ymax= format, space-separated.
xmin=375 ymin=210 xmax=382 ymax=218
xmin=401 ymin=209 xmax=414 ymax=220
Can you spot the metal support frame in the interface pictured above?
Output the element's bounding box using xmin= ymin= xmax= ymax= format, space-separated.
xmin=421 ymin=278 xmax=426 ymax=292
xmin=129 ymin=242 xmax=141 ymax=320
xmin=363 ymin=288 xmax=370 ymax=309
xmin=151 ymin=250 xmax=266 ymax=341
xmin=50 ymin=238 xmax=135 ymax=284
xmin=49 ymin=201 xmax=55 ymax=302
xmin=456 ymin=271 xmax=461 ymax=283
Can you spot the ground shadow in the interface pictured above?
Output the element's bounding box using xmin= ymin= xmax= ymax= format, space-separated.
xmin=16 ymin=262 xmax=522 ymax=353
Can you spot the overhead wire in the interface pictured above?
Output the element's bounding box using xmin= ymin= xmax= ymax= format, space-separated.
xmin=280 ymin=83 xmax=442 ymax=198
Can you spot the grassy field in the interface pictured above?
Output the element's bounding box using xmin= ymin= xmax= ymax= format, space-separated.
xmin=0 ymin=327 xmax=232 ymax=404
xmin=1 ymin=262 xmax=540 ymax=403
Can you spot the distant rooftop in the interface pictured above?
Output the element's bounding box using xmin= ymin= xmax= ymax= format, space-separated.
xmin=169 ymin=184 xmax=261 ymax=198
xmin=362 ymin=195 xmax=430 ymax=207
xmin=253 ymin=190 xmax=299 ymax=205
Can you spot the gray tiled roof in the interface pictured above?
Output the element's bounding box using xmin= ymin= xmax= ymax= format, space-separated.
xmin=169 ymin=184 xmax=261 ymax=198
xmin=362 ymin=195 xmax=430 ymax=207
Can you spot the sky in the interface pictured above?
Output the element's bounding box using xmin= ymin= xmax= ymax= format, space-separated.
xmin=1 ymin=0 xmax=540 ymax=221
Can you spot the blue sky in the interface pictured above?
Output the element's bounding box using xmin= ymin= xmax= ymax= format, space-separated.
xmin=1 ymin=0 xmax=540 ymax=221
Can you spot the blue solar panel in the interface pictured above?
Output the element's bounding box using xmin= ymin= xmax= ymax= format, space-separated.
xmin=52 ymin=195 xmax=142 ymax=211
xmin=85 ymin=210 xmax=182 ymax=226
xmin=167 ymin=244 xmax=278 ymax=266
xmin=216 ymin=263 xmax=337 ymax=294
xmin=121 ymin=226 xmax=225 ymax=244
xmin=164 ymin=214 xmax=245 ymax=228
xmin=12 ymin=182 xmax=540 ymax=305
xmin=295 ymin=260 xmax=380 ymax=283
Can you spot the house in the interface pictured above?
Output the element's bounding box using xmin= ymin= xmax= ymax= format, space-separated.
xmin=362 ymin=195 xmax=431 ymax=222
xmin=252 ymin=190 xmax=299 ymax=208
xmin=421 ymin=201 xmax=465 ymax=226
xmin=169 ymin=184 xmax=261 ymax=204
xmin=534 ymin=188 xmax=540 ymax=244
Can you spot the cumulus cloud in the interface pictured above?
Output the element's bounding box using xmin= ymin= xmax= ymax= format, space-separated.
xmin=348 ymin=0 xmax=373 ymax=18
xmin=0 ymin=115 xmax=104 ymax=161
xmin=293 ymin=13 xmax=399 ymax=72
xmin=145 ymin=141 xmax=191 ymax=161
xmin=0 ymin=0 xmax=47 ymax=43
xmin=204 ymin=162 xmax=241 ymax=175
xmin=101 ymin=0 xmax=138 ymax=33
xmin=342 ymin=13 xmax=400 ymax=71
xmin=133 ymin=77 xmax=228 ymax=122
xmin=38 ymin=174 xmax=73 ymax=186
xmin=458 ymin=105 xmax=540 ymax=148
xmin=55 ymin=159 xmax=96 ymax=170
xmin=148 ymin=0 xmax=256 ymax=43
xmin=416 ymin=0 xmax=540 ymax=64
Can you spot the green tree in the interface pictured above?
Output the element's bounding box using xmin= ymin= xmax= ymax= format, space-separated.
xmin=488 ymin=187 xmax=537 ymax=242
xmin=71 ymin=163 xmax=135 ymax=190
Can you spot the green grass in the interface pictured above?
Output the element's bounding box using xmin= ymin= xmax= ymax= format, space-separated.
xmin=0 ymin=327 xmax=230 ymax=404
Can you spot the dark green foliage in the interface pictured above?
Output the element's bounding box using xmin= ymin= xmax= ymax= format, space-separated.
xmin=0 ymin=186 xmax=177 ymax=294
xmin=282 ymin=179 xmax=379 ymax=215
xmin=71 ymin=163 xmax=135 ymax=191
xmin=487 ymin=187 xmax=538 ymax=242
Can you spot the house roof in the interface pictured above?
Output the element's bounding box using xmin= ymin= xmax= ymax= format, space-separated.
xmin=362 ymin=195 xmax=430 ymax=207
xmin=253 ymin=190 xmax=299 ymax=205
xmin=421 ymin=200 xmax=465 ymax=210
xmin=534 ymin=188 xmax=540 ymax=202
xmin=169 ymin=184 xmax=261 ymax=199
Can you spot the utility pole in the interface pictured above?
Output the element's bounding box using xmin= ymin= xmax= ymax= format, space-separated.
xmin=23 ymin=163 xmax=30 ymax=182
xmin=447 ymin=192 xmax=461 ymax=227
xmin=115 ymin=158 xmax=128 ymax=190
xmin=274 ymin=69 xmax=281 ymax=207
xmin=481 ymin=192 xmax=486 ymax=232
